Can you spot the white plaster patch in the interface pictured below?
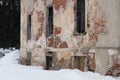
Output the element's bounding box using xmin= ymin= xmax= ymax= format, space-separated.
xmin=34 ymin=0 xmax=45 ymax=12
xmin=56 ymin=51 xmax=74 ymax=61
xmin=36 ymin=33 xmax=46 ymax=48
xmin=108 ymin=49 xmax=118 ymax=56
xmin=27 ymin=40 xmax=35 ymax=52
xmin=89 ymin=48 xmax=96 ymax=53
xmin=96 ymin=59 xmax=101 ymax=69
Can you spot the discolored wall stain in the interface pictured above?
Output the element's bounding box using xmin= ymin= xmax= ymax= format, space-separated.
xmin=49 ymin=52 xmax=73 ymax=70
xmin=42 ymin=0 xmax=46 ymax=6
xmin=88 ymin=54 xmax=96 ymax=71
xmin=87 ymin=1 xmax=106 ymax=46
xmin=21 ymin=0 xmax=120 ymax=76
xmin=58 ymin=41 xmax=68 ymax=48
xmin=54 ymin=27 xmax=61 ymax=36
xmin=46 ymin=36 xmax=53 ymax=47
xmin=34 ymin=0 xmax=38 ymax=3
xmin=53 ymin=27 xmax=68 ymax=48
xmin=36 ymin=11 xmax=44 ymax=40
xmin=37 ymin=11 xmax=45 ymax=24
xmin=53 ymin=27 xmax=61 ymax=48
xmin=83 ymin=52 xmax=96 ymax=72
xmin=106 ymin=56 xmax=120 ymax=76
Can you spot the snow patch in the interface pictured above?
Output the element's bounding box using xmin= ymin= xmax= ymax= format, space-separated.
xmin=0 ymin=48 xmax=119 ymax=80
xmin=0 ymin=50 xmax=20 ymax=65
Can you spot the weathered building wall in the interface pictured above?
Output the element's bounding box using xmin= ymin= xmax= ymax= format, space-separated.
xmin=21 ymin=0 xmax=47 ymax=66
xmin=90 ymin=0 xmax=120 ymax=76
xmin=21 ymin=0 xmax=120 ymax=76
xmin=21 ymin=0 xmax=34 ymax=65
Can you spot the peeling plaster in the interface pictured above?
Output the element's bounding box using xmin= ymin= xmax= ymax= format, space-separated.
xmin=53 ymin=0 xmax=67 ymax=10
xmin=87 ymin=0 xmax=106 ymax=46
xmin=21 ymin=0 xmax=120 ymax=76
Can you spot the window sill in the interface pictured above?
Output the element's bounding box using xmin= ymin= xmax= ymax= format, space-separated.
xmin=74 ymin=32 xmax=87 ymax=36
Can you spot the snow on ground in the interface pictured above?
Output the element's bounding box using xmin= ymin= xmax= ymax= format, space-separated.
xmin=0 ymin=48 xmax=15 ymax=54
xmin=0 ymin=48 xmax=119 ymax=80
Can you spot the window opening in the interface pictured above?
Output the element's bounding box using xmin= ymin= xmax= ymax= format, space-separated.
xmin=27 ymin=14 xmax=31 ymax=40
xmin=76 ymin=0 xmax=85 ymax=33
xmin=47 ymin=6 xmax=53 ymax=37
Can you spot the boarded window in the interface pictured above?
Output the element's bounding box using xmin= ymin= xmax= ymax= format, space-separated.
xmin=74 ymin=56 xmax=85 ymax=71
xmin=27 ymin=15 xmax=31 ymax=40
xmin=76 ymin=0 xmax=85 ymax=33
xmin=46 ymin=6 xmax=53 ymax=37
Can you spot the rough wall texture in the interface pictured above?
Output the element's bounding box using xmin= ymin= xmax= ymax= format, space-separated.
xmin=87 ymin=0 xmax=106 ymax=46
xmin=31 ymin=48 xmax=45 ymax=66
xmin=53 ymin=0 xmax=67 ymax=10
xmin=21 ymin=0 xmax=46 ymax=66
xmin=21 ymin=0 xmax=120 ymax=76
xmin=49 ymin=51 xmax=74 ymax=70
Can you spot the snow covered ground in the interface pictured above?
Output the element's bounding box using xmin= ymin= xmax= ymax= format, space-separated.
xmin=0 ymin=48 xmax=120 ymax=80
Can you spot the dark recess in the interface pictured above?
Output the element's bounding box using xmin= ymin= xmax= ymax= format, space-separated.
xmin=46 ymin=6 xmax=53 ymax=37
xmin=77 ymin=0 xmax=85 ymax=33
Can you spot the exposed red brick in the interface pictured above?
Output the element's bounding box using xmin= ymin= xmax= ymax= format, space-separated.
xmin=88 ymin=54 xmax=96 ymax=71
xmin=53 ymin=0 xmax=67 ymax=10
xmin=113 ymin=58 xmax=120 ymax=69
xmin=83 ymin=52 xmax=96 ymax=72
xmin=106 ymin=58 xmax=120 ymax=76
xmin=54 ymin=27 xmax=61 ymax=36
xmin=37 ymin=11 xmax=45 ymax=23
xmin=87 ymin=1 xmax=106 ymax=46
xmin=53 ymin=27 xmax=61 ymax=48
xmin=36 ymin=11 xmax=45 ymax=40
xmin=36 ymin=25 xmax=43 ymax=40
xmin=59 ymin=41 xmax=68 ymax=48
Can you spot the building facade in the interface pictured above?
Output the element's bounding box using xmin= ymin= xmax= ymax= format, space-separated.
xmin=20 ymin=0 xmax=120 ymax=76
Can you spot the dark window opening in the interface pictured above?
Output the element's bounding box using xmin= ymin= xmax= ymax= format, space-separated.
xmin=46 ymin=55 xmax=52 ymax=70
xmin=27 ymin=15 xmax=31 ymax=40
xmin=76 ymin=0 xmax=85 ymax=33
xmin=46 ymin=6 xmax=53 ymax=37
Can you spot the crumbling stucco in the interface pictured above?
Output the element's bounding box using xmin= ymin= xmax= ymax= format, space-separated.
xmin=31 ymin=48 xmax=45 ymax=66
xmin=36 ymin=11 xmax=44 ymax=41
xmin=53 ymin=0 xmax=67 ymax=10
xmin=21 ymin=0 xmax=120 ymax=76
xmin=87 ymin=0 xmax=106 ymax=46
